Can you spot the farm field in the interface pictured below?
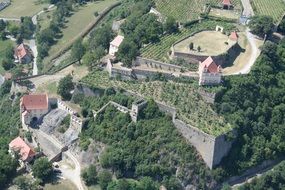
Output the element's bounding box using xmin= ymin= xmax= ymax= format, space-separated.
xmin=251 ymin=0 xmax=285 ymax=23
xmin=43 ymin=0 xmax=117 ymax=67
xmin=141 ymin=20 xmax=237 ymax=61
xmin=154 ymin=0 xmax=241 ymax=23
xmin=81 ymin=71 xmax=231 ymax=136
xmin=0 ymin=0 xmax=48 ymax=18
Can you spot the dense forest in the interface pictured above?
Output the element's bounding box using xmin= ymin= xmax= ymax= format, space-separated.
xmin=215 ymin=39 xmax=285 ymax=176
xmin=79 ymin=94 xmax=217 ymax=189
xmin=0 ymin=84 xmax=21 ymax=187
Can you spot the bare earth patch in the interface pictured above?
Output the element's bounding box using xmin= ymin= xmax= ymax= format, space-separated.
xmin=173 ymin=31 xmax=236 ymax=56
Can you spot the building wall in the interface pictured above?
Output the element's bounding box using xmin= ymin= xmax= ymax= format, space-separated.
xmin=199 ymin=72 xmax=222 ymax=85
xmin=22 ymin=108 xmax=49 ymax=124
xmin=109 ymin=44 xmax=118 ymax=56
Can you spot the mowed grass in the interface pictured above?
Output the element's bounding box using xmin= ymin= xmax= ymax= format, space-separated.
xmin=44 ymin=180 xmax=77 ymax=190
xmin=251 ymin=0 xmax=285 ymax=23
xmin=154 ymin=0 xmax=241 ymax=23
xmin=43 ymin=0 xmax=117 ymax=66
xmin=0 ymin=0 xmax=48 ymax=18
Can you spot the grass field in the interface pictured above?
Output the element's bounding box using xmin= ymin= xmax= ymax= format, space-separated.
xmin=44 ymin=179 xmax=77 ymax=190
xmin=81 ymin=71 xmax=232 ymax=136
xmin=154 ymin=0 xmax=241 ymax=23
xmin=141 ymin=20 xmax=236 ymax=61
xmin=173 ymin=31 xmax=236 ymax=56
xmin=43 ymin=0 xmax=117 ymax=67
xmin=251 ymin=0 xmax=285 ymax=23
xmin=38 ymin=8 xmax=56 ymax=31
xmin=0 ymin=0 xmax=48 ymax=18
xmin=0 ymin=39 xmax=15 ymax=75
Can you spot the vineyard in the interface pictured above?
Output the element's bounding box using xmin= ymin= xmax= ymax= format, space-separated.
xmin=251 ymin=0 xmax=285 ymax=23
xmin=154 ymin=0 xmax=242 ymax=22
xmin=81 ymin=71 xmax=232 ymax=136
xmin=141 ymin=20 xmax=237 ymax=61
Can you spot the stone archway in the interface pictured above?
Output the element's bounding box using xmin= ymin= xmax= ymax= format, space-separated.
xmin=216 ymin=25 xmax=224 ymax=33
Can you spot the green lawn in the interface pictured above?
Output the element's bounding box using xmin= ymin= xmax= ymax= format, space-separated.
xmin=43 ymin=0 xmax=117 ymax=67
xmin=38 ymin=8 xmax=55 ymax=31
xmin=0 ymin=0 xmax=48 ymax=18
xmin=251 ymin=0 xmax=285 ymax=23
xmin=44 ymin=180 xmax=77 ymax=190
xmin=0 ymin=39 xmax=15 ymax=75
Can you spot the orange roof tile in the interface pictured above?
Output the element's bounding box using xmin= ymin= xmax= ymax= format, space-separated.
xmin=15 ymin=44 xmax=29 ymax=59
xmin=9 ymin=137 xmax=35 ymax=161
xmin=21 ymin=94 xmax=48 ymax=110
xmin=229 ymin=31 xmax=238 ymax=41
xmin=222 ymin=0 xmax=231 ymax=5
xmin=200 ymin=57 xmax=221 ymax=73
xmin=110 ymin=35 xmax=124 ymax=47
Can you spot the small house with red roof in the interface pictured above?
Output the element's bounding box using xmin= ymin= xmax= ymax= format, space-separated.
xmin=9 ymin=136 xmax=35 ymax=162
xmin=198 ymin=56 xmax=222 ymax=85
xmin=229 ymin=31 xmax=238 ymax=41
xmin=14 ymin=43 xmax=33 ymax=64
xmin=222 ymin=0 xmax=233 ymax=9
xmin=109 ymin=35 xmax=124 ymax=56
xmin=20 ymin=94 xmax=49 ymax=125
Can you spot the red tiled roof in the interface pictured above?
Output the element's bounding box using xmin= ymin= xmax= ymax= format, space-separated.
xmin=15 ymin=44 xmax=29 ymax=59
xmin=229 ymin=31 xmax=238 ymax=41
xmin=222 ymin=0 xmax=231 ymax=5
xmin=110 ymin=35 xmax=124 ymax=47
xmin=200 ymin=57 xmax=221 ymax=73
xmin=21 ymin=94 xmax=48 ymax=110
xmin=9 ymin=137 xmax=35 ymax=161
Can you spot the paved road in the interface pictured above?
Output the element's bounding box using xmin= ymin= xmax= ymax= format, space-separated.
xmin=36 ymin=129 xmax=85 ymax=190
xmin=240 ymin=0 xmax=254 ymax=17
xmin=234 ymin=28 xmax=261 ymax=74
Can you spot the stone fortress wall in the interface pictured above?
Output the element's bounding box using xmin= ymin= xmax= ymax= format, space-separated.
xmin=95 ymin=87 xmax=234 ymax=169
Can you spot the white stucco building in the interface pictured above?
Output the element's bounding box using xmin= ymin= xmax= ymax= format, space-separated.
xmin=198 ymin=56 xmax=222 ymax=86
xmin=109 ymin=35 xmax=124 ymax=56
xmin=20 ymin=94 xmax=49 ymax=125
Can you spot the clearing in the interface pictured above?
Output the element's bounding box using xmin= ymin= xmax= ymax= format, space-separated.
xmin=209 ymin=8 xmax=240 ymax=20
xmin=43 ymin=0 xmax=117 ymax=67
xmin=0 ymin=0 xmax=48 ymax=18
xmin=173 ymin=31 xmax=236 ymax=56
xmin=251 ymin=0 xmax=285 ymax=23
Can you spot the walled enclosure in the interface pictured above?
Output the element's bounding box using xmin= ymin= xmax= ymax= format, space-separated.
xmin=171 ymin=30 xmax=240 ymax=66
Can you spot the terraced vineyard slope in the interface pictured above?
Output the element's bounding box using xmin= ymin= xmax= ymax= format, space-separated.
xmin=81 ymin=71 xmax=232 ymax=137
xmin=251 ymin=0 xmax=285 ymax=23
xmin=154 ymin=0 xmax=241 ymax=22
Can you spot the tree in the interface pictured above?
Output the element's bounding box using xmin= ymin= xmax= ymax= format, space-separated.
xmin=82 ymin=164 xmax=98 ymax=186
xmin=13 ymin=176 xmax=39 ymax=190
xmin=249 ymin=15 xmax=274 ymax=37
xmin=71 ymin=38 xmax=85 ymax=64
xmin=0 ymin=150 xmax=18 ymax=186
xmin=2 ymin=58 xmax=14 ymax=71
xmin=57 ymin=74 xmax=74 ymax=100
xmin=32 ymin=157 xmax=53 ymax=182
xmin=98 ymin=170 xmax=112 ymax=190
xmin=0 ymin=19 xmax=6 ymax=31
xmin=137 ymin=177 xmax=158 ymax=190
xmin=189 ymin=42 xmax=194 ymax=50
xmin=163 ymin=16 xmax=178 ymax=34
xmin=117 ymin=40 xmax=139 ymax=67
xmin=278 ymin=18 xmax=285 ymax=34
xmin=197 ymin=46 xmax=201 ymax=52
xmin=19 ymin=17 xmax=35 ymax=39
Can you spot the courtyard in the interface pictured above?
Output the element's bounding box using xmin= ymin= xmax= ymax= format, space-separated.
xmin=173 ymin=30 xmax=236 ymax=56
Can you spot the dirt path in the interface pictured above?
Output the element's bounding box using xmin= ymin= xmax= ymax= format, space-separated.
xmin=240 ymin=0 xmax=254 ymax=17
